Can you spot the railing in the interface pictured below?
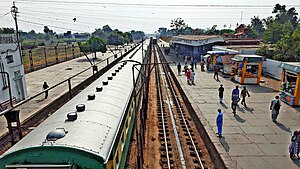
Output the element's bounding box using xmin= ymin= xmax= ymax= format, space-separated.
xmin=0 ymin=44 xmax=137 ymax=116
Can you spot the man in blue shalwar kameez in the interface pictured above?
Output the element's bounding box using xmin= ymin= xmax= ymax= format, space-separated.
xmin=216 ymin=109 xmax=223 ymax=137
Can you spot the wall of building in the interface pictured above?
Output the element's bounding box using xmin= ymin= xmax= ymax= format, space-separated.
xmin=0 ymin=35 xmax=27 ymax=104
xmin=262 ymin=58 xmax=283 ymax=80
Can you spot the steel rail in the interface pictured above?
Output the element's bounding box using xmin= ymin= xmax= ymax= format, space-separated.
xmin=156 ymin=45 xmax=205 ymax=169
xmin=153 ymin=45 xmax=171 ymax=169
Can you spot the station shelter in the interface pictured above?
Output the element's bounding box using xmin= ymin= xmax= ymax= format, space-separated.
xmin=279 ymin=62 xmax=300 ymax=106
xmin=204 ymin=51 xmax=229 ymax=71
xmin=231 ymin=55 xmax=265 ymax=84
xmin=169 ymin=35 xmax=224 ymax=61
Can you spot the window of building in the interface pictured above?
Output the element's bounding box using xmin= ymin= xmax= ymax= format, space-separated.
xmin=6 ymin=55 xmax=14 ymax=64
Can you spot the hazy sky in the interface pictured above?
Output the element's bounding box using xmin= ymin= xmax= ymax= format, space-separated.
xmin=0 ymin=0 xmax=299 ymax=34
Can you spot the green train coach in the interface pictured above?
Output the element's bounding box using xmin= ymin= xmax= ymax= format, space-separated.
xmin=0 ymin=42 xmax=148 ymax=169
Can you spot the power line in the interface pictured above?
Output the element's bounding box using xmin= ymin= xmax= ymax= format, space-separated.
xmin=0 ymin=11 xmax=10 ymax=19
xmin=18 ymin=19 xmax=86 ymax=32
xmin=16 ymin=0 xmax=300 ymax=8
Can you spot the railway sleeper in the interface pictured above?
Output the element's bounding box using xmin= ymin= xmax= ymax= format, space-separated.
xmin=186 ymin=137 xmax=197 ymax=143
xmin=159 ymin=137 xmax=170 ymax=141
xmin=160 ymin=151 xmax=173 ymax=158
xmin=159 ymin=129 xmax=169 ymax=133
xmin=184 ymin=132 xmax=194 ymax=137
xmin=186 ymin=141 xmax=198 ymax=146
xmin=159 ymin=133 xmax=169 ymax=137
xmin=160 ymin=142 xmax=171 ymax=148
xmin=160 ymin=146 xmax=172 ymax=151
xmin=190 ymin=149 xmax=202 ymax=157
xmin=189 ymin=145 xmax=199 ymax=151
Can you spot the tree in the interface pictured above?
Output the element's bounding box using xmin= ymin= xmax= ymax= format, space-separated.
xmin=272 ymin=4 xmax=298 ymax=28
xmin=0 ymin=27 xmax=15 ymax=34
xmin=170 ymin=17 xmax=187 ymax=35
xmin=102 ymin=25 xmax=113 ymax=33
xmin=130 ymin=30 xmax=145 ymax=40
xmin=255 ymin=45 xmax=270 ymax=57
xmin=206 ymin=25 xmax=219 ymax=35
xmin=181 ymin=27 xmax=193 ymax=35
xmin=273 ymin=26 xmax=300 ymax=61
xmin=79 ymin=36 xmax=107 ymax=59
xmin=107 ymin=32 xmax=125 ymax=45
xmin=43 ymin=26 xmax=50 ymax=34
xmin=220 ymin=29 xmax=235 ymax=35
xmin=263 ymin=21 xmax=294 ymax=43
xmin=249 ymin=16 xmax=265 ymax=37
xmin=122 ymin=32 xmax=133 ymax=44
xmin=158 ymin=27 xmax=167 ymax=37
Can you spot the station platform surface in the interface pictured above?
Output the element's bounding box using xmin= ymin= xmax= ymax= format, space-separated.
xmin=0 ymin=45 xmax=133 ymax=137
xmin=158 ymin=42 xmax=300 ymax=169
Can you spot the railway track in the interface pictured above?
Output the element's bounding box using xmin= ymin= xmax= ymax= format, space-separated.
xmin=145 ymin=44 xmax=214 ymax=169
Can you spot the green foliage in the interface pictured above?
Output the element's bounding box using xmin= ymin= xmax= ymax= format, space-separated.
xmin=206 ymin=25 xmax=219 ymax=35
xmin=220 ymin=29 xmax=235 ymax=35
xmin=170 ymin=17 xmax=187 ymax=35
xmin=248 ymin=16 xmax=265 ymax=38
xmin=122 ymin=32 xmax=133 ymax=44
xmin=272 ymin=4 xmax=298 ymax=28
xmin=273 ymin=26 xmax=300 ymax=61
xmin=107 ymin=32 xmax=125 ymax=45
xmin=130 ymin=30 xmax=145 ymax=40
xmin=255 ymin=45 xmax=270 ymax=57
xmin=79 ymin=36 xmax=107 ymax=56
xmin=263 ymin=21 xmax=294 ymax=43
xmin=0 ymin=27 xmax=15 ymax=34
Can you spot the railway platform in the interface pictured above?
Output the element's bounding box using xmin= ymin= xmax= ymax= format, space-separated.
xmin=0 ymin=45 xmax=133 ymax=137
xmin=158 ymin=41 xmax=300 ymax=169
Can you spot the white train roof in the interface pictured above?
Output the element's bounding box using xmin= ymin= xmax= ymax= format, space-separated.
xmin=2 ymin=42 xmax=148 ymax=163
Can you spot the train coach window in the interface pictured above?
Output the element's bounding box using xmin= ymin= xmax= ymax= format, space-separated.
xmin=121 ymin=132 xmax=125 ymax=148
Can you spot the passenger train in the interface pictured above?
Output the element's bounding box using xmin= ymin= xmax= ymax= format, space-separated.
xmin=0 ymin=41 xmax=148 ymax=169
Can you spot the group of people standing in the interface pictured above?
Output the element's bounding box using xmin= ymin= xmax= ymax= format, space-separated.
xmin=177 ymin=62 xmax=196 ymax=85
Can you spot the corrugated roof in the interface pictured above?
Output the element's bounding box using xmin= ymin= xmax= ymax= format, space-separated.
xmin=172 ymin=35 xmax=221 ymax=41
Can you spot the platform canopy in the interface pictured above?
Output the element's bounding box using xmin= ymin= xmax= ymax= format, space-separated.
xmin=231 ymin=54 xmax=266 ymax=62
xmin=279 ymin=62 xmax=300 ymax=73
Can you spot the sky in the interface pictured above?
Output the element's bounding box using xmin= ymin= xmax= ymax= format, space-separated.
xmin=0 ymin=0 xmax=299 ymax=34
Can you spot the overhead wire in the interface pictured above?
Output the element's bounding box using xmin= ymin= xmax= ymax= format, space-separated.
xmin=15 ymin=0 xmax=299 ymax=8
xmin=0 ymin=11 xmax=10 ymax=19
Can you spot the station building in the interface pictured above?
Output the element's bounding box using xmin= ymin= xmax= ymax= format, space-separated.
xmin=169 ymin=35 xmax=225 ymax=58
xmin=0 ymin=34 xmax=27 ymax=108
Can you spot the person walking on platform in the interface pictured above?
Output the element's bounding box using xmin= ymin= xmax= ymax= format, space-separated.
xmin=218 ymin=84 xmax=224 ymax=104
xmin=177 ymin=62 xmax=181 ymax=76
xmin=194 ymin=58 xmax=198 ymax=69
xmin=270 ymin=95 xmax=281 ymax=123
xmin=186 ymin=68 xmax=191 ymax=84
xmin=184 ymin=55 xmax=187 ymax=65
xmin=232 ymin=86 xmax=240 ymax=97
xmin=241 ymin=86 xmax=250 ymax=107
xmin=231 ymin=94 xmax=240 ymax=115
xmin=42 ymin=82 xmax=49 ymax=99
xmin=289 ymin=130 xmax=298 ymax=159
xmin=216 ymin=109 xmax=223 ymax=137
xmin=214 ymin=66 xmax=219 ymax=80
xmin=190 ymin=69 xmax=195 ymax=85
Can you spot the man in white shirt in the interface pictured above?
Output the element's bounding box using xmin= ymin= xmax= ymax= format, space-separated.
xmin=270 ymin=95 xmax=281 ymax=123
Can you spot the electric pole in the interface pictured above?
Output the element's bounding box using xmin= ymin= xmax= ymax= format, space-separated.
xmin=11 ymin=1 xmax=23 ymax=63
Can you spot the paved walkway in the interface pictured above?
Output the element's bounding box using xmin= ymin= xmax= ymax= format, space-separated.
xmin=0 ymin=45 xmax=134 ymax=136
xmin=158 ymin=41 xmax=300 ymax=169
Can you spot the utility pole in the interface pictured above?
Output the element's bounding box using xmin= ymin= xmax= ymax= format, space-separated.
xmin=240 ymin=11 xmax=243 ymax=24
xmin=11 ymin=1 xmax=23 ymax=64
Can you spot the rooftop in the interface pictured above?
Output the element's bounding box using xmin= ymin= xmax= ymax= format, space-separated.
xmin=172 ymin=35 xmax=221 ymax=41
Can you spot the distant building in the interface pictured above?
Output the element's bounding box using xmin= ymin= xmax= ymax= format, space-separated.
xmin=169 ymin=35 xmax=225 ymax=57
xmin=0 ymin=34 xmax=27 ymax=108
